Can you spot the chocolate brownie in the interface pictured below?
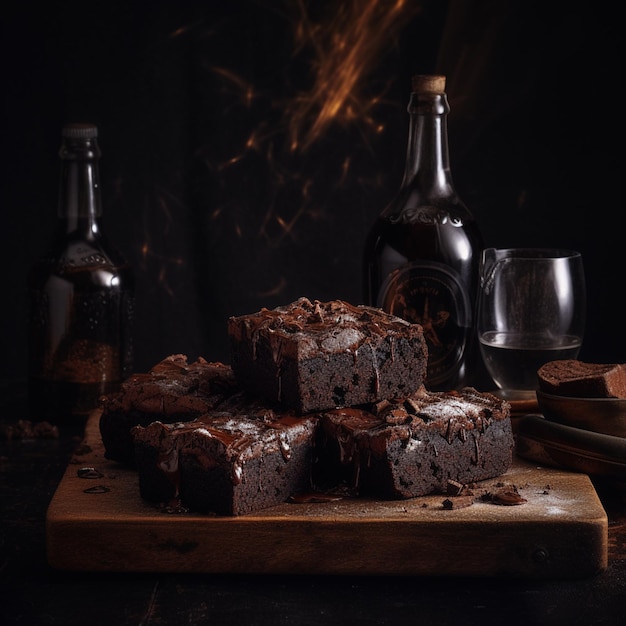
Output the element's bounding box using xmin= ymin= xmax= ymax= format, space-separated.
xmin=131 ymin=396 xmax=318 ymax=516
xmin=537 ymin=360 xmax=626 ymax=398
xmin=227 ymin=297 xmax=428 ymax=413
xmin=314 ymin=387 xmax=513 ymax=499
xmin=99 ymin=354 xmax=238 ymax=465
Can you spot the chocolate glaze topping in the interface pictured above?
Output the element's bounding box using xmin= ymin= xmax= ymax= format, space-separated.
xmin=101 ymin=354 xmax=237 ymax=415
xmin=228 ymin=297 xmax=421 ymax=361
xmin=322 ymin=387 xmax=509 ymax=464
xmin=132 ymin=396 xmax=317 ymax=492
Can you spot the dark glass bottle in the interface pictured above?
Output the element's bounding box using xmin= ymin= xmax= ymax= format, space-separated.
xmin=363 ymin=75 xmax=483 ymax=390
xmin=27 ymin=123 xmax=134 ymax=422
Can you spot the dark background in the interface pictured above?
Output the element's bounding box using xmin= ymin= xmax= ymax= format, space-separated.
xmin=1 ymin=0 xmax=623 ymax=381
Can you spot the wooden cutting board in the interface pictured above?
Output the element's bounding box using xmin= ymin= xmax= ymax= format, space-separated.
xmin=46 ymin=411 xmax=608 ymax=578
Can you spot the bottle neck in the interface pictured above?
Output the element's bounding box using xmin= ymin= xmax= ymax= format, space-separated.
xmin=57 ymin=136 xmax=102 ymax=235
xmin=401 ymin=91 xmax=454 ymax=193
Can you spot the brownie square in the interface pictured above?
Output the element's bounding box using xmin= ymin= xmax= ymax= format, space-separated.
xmin=314 ymin=387 xmax=514 ymax=499
xmin=132 ymin=396 xmax=318 ymax=516
xmin=227 ymin=297 xmax=428 ymax=413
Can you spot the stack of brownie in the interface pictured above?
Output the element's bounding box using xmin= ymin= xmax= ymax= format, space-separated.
xmin=99 ymin=354 xmax=239 ymax=465
xmin=100 ymin=297 xmax=514 ymax=516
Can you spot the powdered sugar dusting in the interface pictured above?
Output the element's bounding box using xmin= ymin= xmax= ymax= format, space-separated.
xmin=320 ymin=328 xmax=364 ymax=352
xmin=419 ymin=399 xmax=480 ymax=420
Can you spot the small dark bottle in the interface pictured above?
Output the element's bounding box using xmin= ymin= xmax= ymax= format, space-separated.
xmin=27 ymin=123 xmax=134 ymax=422
xmin=363 ymin=75 xmax=483 ymax=390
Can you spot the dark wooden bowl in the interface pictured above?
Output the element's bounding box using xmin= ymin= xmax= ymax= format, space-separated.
xmin=536 ymin=390 xmax=626 ymax=438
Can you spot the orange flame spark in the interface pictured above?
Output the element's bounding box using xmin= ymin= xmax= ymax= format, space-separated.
xmin=285 ymin=0 xmax=423 ymax=152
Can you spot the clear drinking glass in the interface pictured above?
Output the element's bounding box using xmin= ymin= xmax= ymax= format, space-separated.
xmin=477 ymin=248 xmax=586 ymax=400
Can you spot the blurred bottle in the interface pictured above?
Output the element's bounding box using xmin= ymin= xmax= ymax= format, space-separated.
xmin=363 ymin=75 xmax=483 ymax=390
xmin=27 ymin=123 xmax=134 ymax=422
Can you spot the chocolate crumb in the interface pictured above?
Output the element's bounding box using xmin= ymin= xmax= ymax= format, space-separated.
xmin=446 ymin=479 xmax=465 ymax=496
xmin=481 ymin=486 xmax=527 ymax=506
xmin=372 ymin=399 xmax=391 ymax=415
xmin=442 ymin=495 xmax=475 ymax=510
xmin=384 ymin=407 xmax=410 ymax=425
xmin=493 ymin=490 xmax=527 ymax=506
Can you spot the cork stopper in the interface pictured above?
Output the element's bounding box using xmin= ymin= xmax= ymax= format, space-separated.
xmin=411 ymin=75 xmax=446 ymax=94
xmin=62 ymin=123 xmax=98 ymax=139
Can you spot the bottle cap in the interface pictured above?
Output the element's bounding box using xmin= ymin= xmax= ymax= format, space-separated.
xmin=411 ymin=75 xmax=446 ymax=94
xmin=62 ymin=123 xmax=98 ymax=139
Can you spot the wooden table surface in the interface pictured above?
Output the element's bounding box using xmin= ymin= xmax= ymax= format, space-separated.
xmin=1 ymin=380 xmax=625 ymax=626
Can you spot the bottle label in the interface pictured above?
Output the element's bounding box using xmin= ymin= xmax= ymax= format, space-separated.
xmin=377 ymin=261 xmax=471 ymax=386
